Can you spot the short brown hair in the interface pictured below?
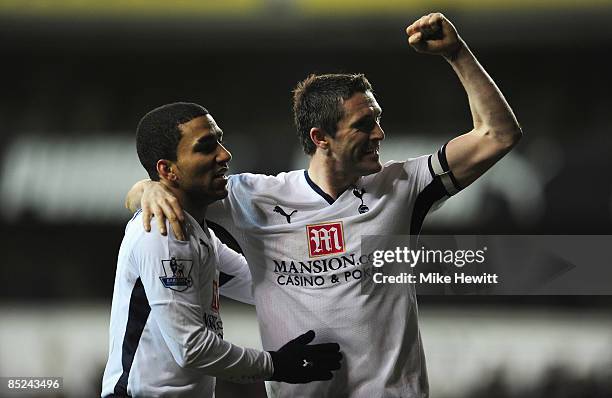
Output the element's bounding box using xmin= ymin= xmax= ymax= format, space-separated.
xmin=292 ymin=73 xmax=373 ymax=155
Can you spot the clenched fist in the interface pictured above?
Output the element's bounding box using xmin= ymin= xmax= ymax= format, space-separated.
xmin=406 ymin=13 xmax=463 ymax=59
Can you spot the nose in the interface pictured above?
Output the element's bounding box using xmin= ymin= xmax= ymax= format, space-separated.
xmin=217 ymin=143 xmax=232 ymax=163
xmin=371 ymin=122 xmax=385 ymax=142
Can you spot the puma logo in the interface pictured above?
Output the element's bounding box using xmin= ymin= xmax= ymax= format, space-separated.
xmin=273 ymin=205 xmax=297 ymax=224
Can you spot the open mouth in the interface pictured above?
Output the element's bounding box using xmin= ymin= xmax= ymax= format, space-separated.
xmin=363 ymin=147 xmax=380 ymax=156
xmin=214 ymin=168 xmax=229 ymax=179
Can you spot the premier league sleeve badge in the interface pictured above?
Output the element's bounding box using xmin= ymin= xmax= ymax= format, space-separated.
xmin=159 ymin=257 xmax=194 ymax=292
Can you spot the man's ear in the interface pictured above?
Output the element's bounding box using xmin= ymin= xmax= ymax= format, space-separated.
xmin=309 ymin=127 xmax=330 ymax=151
xmin=156 ymin=159 xmax=178 ymax=182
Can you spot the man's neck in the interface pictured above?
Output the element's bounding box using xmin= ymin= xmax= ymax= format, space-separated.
xmin=161 ymin=181 xmax=207 ymax=224
xmin=307 ymin=153 xmax=359 ymax=200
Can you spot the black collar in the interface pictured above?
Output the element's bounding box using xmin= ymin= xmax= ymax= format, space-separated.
xmin=303 ymin=170 xmax=336 ymax=205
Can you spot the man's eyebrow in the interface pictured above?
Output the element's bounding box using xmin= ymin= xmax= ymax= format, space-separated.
xmin=196 ymin=129 xmax=223 ymax=143
xmin=350 ymin=111 xmax=381 ymax=128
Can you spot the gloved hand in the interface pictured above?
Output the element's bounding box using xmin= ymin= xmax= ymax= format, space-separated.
xmin=268 ymin=330 xmax=342 ymax=383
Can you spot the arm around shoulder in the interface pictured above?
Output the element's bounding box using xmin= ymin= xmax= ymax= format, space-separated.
xmin=125 ymin=178 xmax=186 ymax=240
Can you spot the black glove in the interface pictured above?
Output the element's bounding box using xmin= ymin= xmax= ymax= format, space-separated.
xmin=268 ymin=330 xmax=342 ymax=383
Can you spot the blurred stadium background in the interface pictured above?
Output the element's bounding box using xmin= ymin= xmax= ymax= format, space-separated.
xmin=1 ymin=0 xmax=612 ymax=397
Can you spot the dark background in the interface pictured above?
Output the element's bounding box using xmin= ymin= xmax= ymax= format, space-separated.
xmin=2 ymin=8 xmax=611 ymax=300
xmin=1 ymin=2 xmax=611 ymax=397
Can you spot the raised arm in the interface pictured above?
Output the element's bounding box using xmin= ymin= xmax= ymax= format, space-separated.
xmin=406 ymin=13 xmax=522 ymax=189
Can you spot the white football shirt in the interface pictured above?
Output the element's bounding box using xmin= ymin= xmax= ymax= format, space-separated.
xmin=206 ymin=148 xmax=458 ymax=398
xmin=101 ymin=210 xmax=273 ymax=397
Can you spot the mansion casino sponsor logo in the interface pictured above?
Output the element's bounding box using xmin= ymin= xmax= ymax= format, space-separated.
xmin=273 ymin=221 xmax=376 ymax=287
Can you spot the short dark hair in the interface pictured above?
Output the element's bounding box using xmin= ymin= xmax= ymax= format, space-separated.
xmin=136 ymin=102 xmax=209 ymax=181
xmin=292 ymin=73 xmax=373 ymax=155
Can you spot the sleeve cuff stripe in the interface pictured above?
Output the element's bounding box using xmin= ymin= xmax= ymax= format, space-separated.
xmin=438 ymin=143 xmax=451 ymax=172
xmin=430 ymin=144 xmax=462 ymax=196
xmin=431 ymin=154 xmax=457 ymax=195
xmin=440 ymin=173 xmax=460 ymax=196
xmin=430 ymin=152 xmax=445 ymax=175
xmin=427 ymin=154 xmax=436 ymax=177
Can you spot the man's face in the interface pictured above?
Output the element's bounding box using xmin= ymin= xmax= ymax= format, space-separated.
xmin=173 ymin=114 xmax=231 ymax=204
xmin=327 ymin=90 xmax=385 ymax=177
